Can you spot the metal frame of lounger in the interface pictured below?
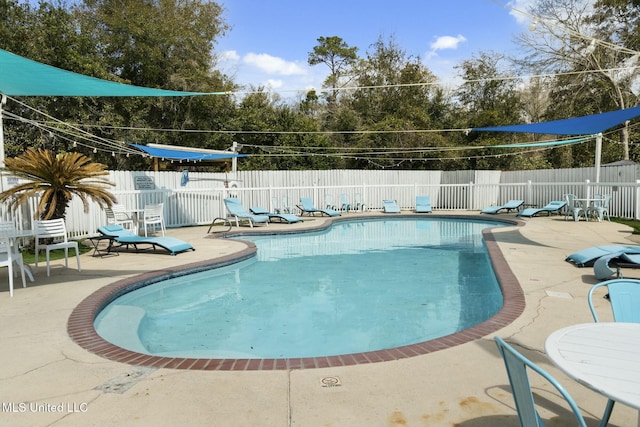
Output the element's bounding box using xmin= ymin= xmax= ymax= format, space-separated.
xmin=249 ymin=207 xmax=302 ymax=224
xmin=481 ymin=200 xmax=523 ymax=214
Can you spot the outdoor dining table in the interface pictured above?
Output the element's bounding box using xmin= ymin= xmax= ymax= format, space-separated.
xmin=6 ymin=228 xmax=36 ymax=282
xmin=545 ymin=322 xmax=640 ymax=426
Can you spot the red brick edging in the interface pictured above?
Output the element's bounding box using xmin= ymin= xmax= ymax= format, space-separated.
xmin=67 ymin=215 xmax=525 ymax=370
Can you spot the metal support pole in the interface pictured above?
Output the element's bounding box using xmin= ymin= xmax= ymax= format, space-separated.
xmin=595 ymin=133 xmax=602 ymax=183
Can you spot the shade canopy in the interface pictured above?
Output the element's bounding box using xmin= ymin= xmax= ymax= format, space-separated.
xmin=473 ymin=105 xmax=640 ymax=135
xmin=131 ymin=143 xmax=246 ymax=162
xmin=0 ymin=48 xmax=219 ymax=97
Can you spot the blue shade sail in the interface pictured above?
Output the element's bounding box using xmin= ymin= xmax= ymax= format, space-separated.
xmin=131 ymin=144 xmax=247 ymax=162
xmin=473 ymin=105 xmax=640 ymax=135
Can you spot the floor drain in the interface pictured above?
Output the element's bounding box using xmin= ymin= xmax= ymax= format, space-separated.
xmin=320 ymin=376 xmax=342 ymax=388
xmin=95 ymin=366 xmax=157 ymax=394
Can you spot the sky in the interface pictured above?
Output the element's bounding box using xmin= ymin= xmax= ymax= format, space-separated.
xmin=215 ymin=0 xmax=535 ymax=98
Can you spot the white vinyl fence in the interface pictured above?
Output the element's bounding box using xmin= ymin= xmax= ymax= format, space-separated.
xmin=2 ymin=164 xmax=640 ymax=238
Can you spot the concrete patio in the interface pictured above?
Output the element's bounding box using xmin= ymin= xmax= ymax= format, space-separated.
xmin=0 ymin=212 xmax=637 ymax=427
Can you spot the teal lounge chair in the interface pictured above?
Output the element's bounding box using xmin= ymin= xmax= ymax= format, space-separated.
xmin=481 ymin=199 xmax=523 ymax=214
xmin=516 ymin=200 xmax=566 ymax=217
xmin=382 ymin=199 xmax=401 ymax=213
xmin=593 ymin=252 xmax=640 ymax=280
xmin=249 ymin=206 xmax=303 ymax=224
xmin=297 ymin=197 xmax=341 ymax=217
xmin=97 ymin=225 xmax=194 ymax=255
xmin=566 ymin=244 xmax=640 ymax=267
xmin=224 ymin=198 xmax=270 ymax=227
xmin=415 ymin=196 xmax=432 ymax=213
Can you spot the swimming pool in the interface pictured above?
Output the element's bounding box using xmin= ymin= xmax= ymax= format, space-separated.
xmin=94 ymin=217 xmax=507 ymax=360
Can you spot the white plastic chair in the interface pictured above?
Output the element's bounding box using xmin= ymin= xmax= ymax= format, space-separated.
xmin=0 ymin=222 xmax=27 ymax=296
xmin=34 ymin=218 xmax=81 ymax=277
xmin=106 ymin=204 xmax=135 ymax=230
xmin=140 ymin=203 xmax=165 ymax=236
xmin=564 ymin=194 xmax=586 ymax=221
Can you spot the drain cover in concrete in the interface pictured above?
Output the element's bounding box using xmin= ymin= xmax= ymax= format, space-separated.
xmin=545 ymin=290 xmax=573 ymax=299
xmin=320 ymin=376 xmax=342 ymax=388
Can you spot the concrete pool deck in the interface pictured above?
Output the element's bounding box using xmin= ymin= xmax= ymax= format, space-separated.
xmin=0 ymin=212 xmax=638 ymax=426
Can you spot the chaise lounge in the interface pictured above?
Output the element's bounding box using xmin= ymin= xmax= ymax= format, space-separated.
xmin=97 ymin=225 xmax=195 ymax=255
xmin=297 ymin=197 xmax=341 ymax=217
xmin=382 ymin=199 xmax=401 ymax=213
xmin=566 ymin=244 xmax=640 ymax=267
xmin=481 ymin=199 xmax=524 ymax=214
xmin=224 ymin=198 xmax=270 ymax=227
xmin=249 ymin=206 xmax=303 ymax=224
xmin=516 ymin=200 xmax=567 ymax=218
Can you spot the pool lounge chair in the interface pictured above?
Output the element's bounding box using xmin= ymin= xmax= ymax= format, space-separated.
xmin=415 ymin=196 xmax=433 ymax=213
xmin=224 ymin=198 xmax=270 ymax=227
xmin=297 ymin=197 xmax=341 ymax=217
xmin=516 ymin=200 xmax=567 ymax=218
xmin=382 ymin=199 xmax=401 ymax=213
xmin=97 ymin=225 xmax=194 ymax=256
xmin=481 ymin=199 xmax=523 ymax=214
xmin=249 ymin=206 xmax=303 ymax=224
xmin=566 ymin=244 xmax=640 ymax=267
xmin=593 ymin=252 xmax=640 ymax=280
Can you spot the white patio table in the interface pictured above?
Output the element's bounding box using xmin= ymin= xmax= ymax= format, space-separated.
xmin=545 ymin=322 xmax=640 ymax=425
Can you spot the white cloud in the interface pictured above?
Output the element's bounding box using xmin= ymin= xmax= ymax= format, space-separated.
xmin=430 ymin=35 xmax=467 ymax=52
xmin=507 ymin=0 xmax=536 ymax=25
xmin=264 ymin=79 xmax=284 ymax=89
xmin=219 ymin=50 xmax=240 ymax=62
xmin=243 ymin=53 xmax=307 ymax=76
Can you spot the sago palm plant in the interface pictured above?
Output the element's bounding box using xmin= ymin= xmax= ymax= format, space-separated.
xmin=0 ymin=148 xmax=117 ymax=220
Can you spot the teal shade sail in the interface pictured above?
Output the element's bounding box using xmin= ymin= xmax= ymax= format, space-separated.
xmin=0 ymin=48 xmax=221 ymax=97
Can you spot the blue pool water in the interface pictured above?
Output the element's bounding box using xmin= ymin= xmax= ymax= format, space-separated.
xmin=95 ymin=217 xmax=505 ymax=359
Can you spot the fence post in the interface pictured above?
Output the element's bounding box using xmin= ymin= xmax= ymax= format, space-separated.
xmin=469 ymin=181 xmax=474 ymax=210
xmin=636 ymin=180 xmax=640 ymax=220
xmin=585 ymin=179 xmax=591 ymax=199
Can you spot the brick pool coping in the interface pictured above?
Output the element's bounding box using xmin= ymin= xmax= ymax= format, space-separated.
xmin=67 ymin=214 xmax=526 ymax=370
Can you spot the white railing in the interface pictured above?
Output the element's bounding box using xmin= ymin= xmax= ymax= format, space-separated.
xmin=2 ymin=179 xmax=639 ymax=239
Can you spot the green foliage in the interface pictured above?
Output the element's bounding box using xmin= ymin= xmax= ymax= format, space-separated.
xmin=0 ymin=148 xmax=117 ymax=220
xmin=0 ymin=0 xmax=639 ymax=173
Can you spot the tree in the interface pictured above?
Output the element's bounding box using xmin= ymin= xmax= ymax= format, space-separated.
xmin=454 ymin=51 xmax=529 ymax=170
xmin=345 ymin=36 xmax=444 ymax=169
xmin=308 ymin=36 xmax=358 ymax=106
xmin=0 ymin=148 xmax=117 ymax=220
xmin=515 ymin=0 xmax=640 ymax=159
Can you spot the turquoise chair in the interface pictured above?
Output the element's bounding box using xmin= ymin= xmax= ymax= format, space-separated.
xmin=415 ymin=196 xmax=433 ymax=213
xmin=340 ymin=194 xmax=352 ymax=212
xmin=494 ymin=337 xmax=588 ymax=427
xmin=587 ymin=278 xmax=640 ymax=427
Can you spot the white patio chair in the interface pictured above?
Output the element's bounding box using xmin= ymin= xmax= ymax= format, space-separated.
xmin=0 ymin=222 xmax=27 ymax=297
xmin=106 ymin=204 xmax=135 ymax=230
xmin=34 ymin=218 xmax=81 ymax=277
xmin=140 ymin=203 xmax=165 ymax=237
